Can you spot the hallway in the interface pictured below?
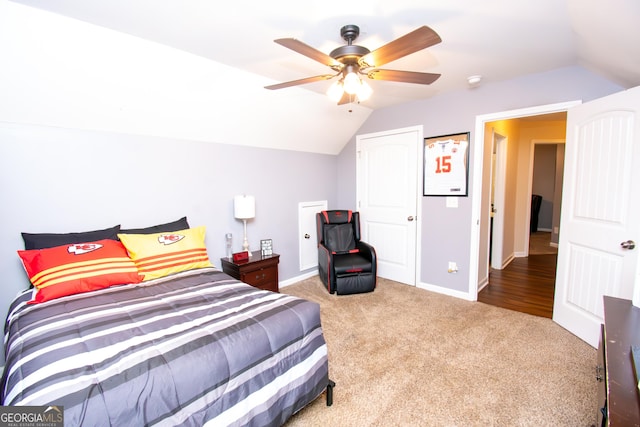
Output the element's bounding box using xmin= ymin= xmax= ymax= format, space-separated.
xmin=478 ymin=253 xmax=557 ymax=318
xmin=529 ymin=231 xmax=558 ymax=255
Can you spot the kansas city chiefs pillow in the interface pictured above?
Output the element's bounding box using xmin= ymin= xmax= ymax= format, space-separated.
xmin=18 ymin=239 xmax=143 ymax=304
xmin=118 ymin=226 xmax=213 ymax=281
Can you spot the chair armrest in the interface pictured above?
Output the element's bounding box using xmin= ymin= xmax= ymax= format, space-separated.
xmin=356 ymin=241 xmax=376 ymax=264
xmin=354 ymin=241 xmax=377 ymax=279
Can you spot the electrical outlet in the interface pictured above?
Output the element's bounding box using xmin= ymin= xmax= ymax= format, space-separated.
xmin=554 ymin=227 xmax=559 ymax=234
xmin=448 ymin=261 xmax=458 ymax=273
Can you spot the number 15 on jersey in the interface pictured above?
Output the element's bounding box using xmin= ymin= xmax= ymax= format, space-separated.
xmin=423 ymin=133 xmax=469 ymax=196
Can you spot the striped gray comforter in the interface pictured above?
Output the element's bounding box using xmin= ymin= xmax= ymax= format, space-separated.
xmin=1 ymin=268 xmax=329 ymax=426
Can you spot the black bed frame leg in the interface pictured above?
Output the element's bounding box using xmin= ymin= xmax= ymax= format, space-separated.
xmin=326 ymin=379 xmax=336 ymax=406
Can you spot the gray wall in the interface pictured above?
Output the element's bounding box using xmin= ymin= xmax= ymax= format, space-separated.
xmin=0 ymin=123 xmax=337 ymax=365
xmin=337 ymin=65 xmax=623 ymax=293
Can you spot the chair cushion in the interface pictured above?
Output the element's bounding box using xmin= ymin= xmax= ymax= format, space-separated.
xmin=325 ymin=224 xmax=356 ymax=252
xmin=333 ymin=253 xmax=372 ymax=275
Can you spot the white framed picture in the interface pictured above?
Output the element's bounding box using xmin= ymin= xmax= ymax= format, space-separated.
xmin=260 ymin=239 xmax=273 ymax=256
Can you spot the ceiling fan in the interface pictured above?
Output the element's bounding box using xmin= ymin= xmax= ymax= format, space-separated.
xmin=265 ymin=24 xmax=442 ymax=105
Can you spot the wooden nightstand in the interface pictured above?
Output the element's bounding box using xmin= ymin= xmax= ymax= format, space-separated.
xmin=220 ymin=251 xmax=280 ymax=292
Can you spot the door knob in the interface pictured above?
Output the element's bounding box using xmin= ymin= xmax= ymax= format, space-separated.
xmin=304 ymin=233 xmax=310 ymax=239
xmin=620 ymin=240 xmax=635 ymax=250
xmin=407 ymin=216 xmax=414 ymax=221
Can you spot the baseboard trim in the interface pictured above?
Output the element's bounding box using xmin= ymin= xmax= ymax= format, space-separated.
xmin=280 ymin=269 xmax=318 ymax=288
xmin=417 ymin=281 xmax=475 ymax=301
xmin=500 ymin=253 xmax=515 ymax=269
xmin=282 ymin=270 xmax=477 ymax=303
xmin=477 ymin=276 xmax=489 ymax=293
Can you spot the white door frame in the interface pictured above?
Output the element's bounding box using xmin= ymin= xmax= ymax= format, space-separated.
xmin=469 ymin=100 xmax=582 ymax=300
xmin=491 ymin=132 xmax=507 ymax=269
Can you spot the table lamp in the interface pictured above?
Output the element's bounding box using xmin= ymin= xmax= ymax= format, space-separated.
xmin=234 ymin=195 xmax=255 ymax=256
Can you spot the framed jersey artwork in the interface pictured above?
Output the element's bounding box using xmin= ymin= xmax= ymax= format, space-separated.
xmin=423 ymin=132 xmax=470 ymax=196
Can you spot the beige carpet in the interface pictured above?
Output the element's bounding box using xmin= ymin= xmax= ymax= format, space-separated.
xmin=282 ymin=277 xmax=596 ymax=427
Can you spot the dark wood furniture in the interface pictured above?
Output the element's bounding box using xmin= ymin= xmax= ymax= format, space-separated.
xmin=597 ymin=296 xmax=640 ymax=426
xmin=220 ymin=251 xmax=280 ymax=292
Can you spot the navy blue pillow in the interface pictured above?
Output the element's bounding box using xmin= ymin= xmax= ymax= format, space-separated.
xmin=120 ymin=217 xmax=190 ymax=235
xmin=22 ymin=225 xmax=121 ymax=250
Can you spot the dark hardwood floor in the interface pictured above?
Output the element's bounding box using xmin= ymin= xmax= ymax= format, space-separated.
xmin=478 ymin=254 xmax=557 ymax=318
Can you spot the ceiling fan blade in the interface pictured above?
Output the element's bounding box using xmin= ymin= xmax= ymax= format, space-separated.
xmin=265 ymin=74 xmax=336 ymax=90
xmin=274 ymin=38 xmax=342 ymax=69
xmin=359 ymin=26 xmax=441 ymax=69
xmin=366 ymin=69 xmax=441 ymax=85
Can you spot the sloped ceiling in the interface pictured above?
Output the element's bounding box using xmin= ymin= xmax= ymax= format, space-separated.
xmin=8 ymin=0 xmax=640 ymax=153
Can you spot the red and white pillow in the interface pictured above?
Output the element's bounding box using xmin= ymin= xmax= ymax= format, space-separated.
xmin=18 ymin=239 xmax=143 ymax=304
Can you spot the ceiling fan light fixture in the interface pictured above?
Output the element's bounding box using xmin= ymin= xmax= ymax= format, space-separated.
xmin=327 ymin=80 xmax=344 ymax=102
xmin=356 ymin=79 xmax=372 ymax=101
xmin=343 ymin=71 xmax=361 ymax=95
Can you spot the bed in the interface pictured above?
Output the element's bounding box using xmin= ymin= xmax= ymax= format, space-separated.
xmin=1 ymin=221 xmax=332 ymax=426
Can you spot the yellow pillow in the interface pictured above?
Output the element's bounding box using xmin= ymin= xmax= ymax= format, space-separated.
xmin=118 ymin=226 xmax=213 ymax=281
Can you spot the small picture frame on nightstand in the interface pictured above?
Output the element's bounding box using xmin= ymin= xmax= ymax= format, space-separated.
xmin=260 ymin=239 xmax=273 ymax=256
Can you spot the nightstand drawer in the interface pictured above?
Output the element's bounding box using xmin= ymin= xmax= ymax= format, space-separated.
xmin=242 ymin=267 xmax=277 ymax=292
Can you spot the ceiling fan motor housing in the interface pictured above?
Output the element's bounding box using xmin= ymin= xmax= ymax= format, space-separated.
xmin=340 ymin=25 xmax=360 ymax=43
xmin=331 ymin=24 xmax=370 ymax=65
xmin=330 ymin=45 xmax=370 ymax=63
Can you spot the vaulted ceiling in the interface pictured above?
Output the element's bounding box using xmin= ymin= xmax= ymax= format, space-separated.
xmin=8 ymin=0 xmax=640 ymax=153
xmin=13 ymin=0 xmax=640 ymax=109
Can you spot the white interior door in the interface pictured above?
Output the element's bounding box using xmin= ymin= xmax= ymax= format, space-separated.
xmin=298 ymin=200 xmax=327 ymax=271
xmin=553 ymin=86 xmax=640 ymax=347
xmin=356 ymin=126 xmax=421 ymax=285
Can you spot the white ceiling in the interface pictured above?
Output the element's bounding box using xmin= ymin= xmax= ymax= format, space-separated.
xmin=11 ymin=0 xmax=640 ymax=111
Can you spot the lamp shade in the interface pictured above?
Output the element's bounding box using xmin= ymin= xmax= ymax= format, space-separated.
xmin=327 ymin=80 xmax=343 ymax=102
xmin=343 ymin=71 xmax=360 ymax=95
xmin=356 ymin=80 xmax=372 ymax=101
xmin=234 ymin=195 xmax=255 ymax=219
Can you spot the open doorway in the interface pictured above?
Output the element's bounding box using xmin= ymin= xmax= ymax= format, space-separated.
xmin=477 ymin=112 xmax=567 ymax=317
xmin=529 ymin=141 xmax=564 ymax=256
